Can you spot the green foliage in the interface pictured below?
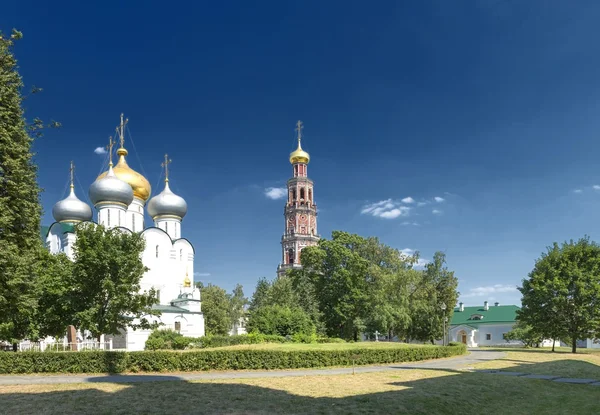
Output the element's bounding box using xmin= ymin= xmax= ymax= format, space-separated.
xmin=34 ymin=251 xmax=74 ymax=338
xmin=197 ymin=333 xmax=289 ymax=348
xmin=518 ymin=236 xmax=600 ymax=353
xmin=285 ymin=231 xmax=459 ymax=342
xmin=144 ymin=329 xmax=184 ymax=350
xmin=503 ymin=321 xmax=543 ymax=348
xmin=248 ymin=277 xmax=271 ymax=312
xmin=71 ymin=224 xmax=159 ymax=340
xmin=201 ymin=284 xmax=233 ymax=336
xmin=0 ymin=344 xmax=466 ymax=374
xmin=0 ymin=29 xmax=45 ymax=345
xmin=229 ymin=283 xmax=248 ymax=327
xmin=246 ymin=305 xmax=315 ymax=337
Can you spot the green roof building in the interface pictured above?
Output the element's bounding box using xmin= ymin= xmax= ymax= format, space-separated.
xmin=449 ymin=301 xmax=520 ymax=347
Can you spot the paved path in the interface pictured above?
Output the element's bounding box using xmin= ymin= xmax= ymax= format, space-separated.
xmin=0 ymin=350 xmax=505 ymax=386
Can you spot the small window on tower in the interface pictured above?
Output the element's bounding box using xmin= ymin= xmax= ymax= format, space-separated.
xmin=288 ymin=248 xmax=295 ymax=264
xmin=180 ymin=249 xmax=183 ymax=261
xmin=300 ymin=188 xmax=305 ymax=200
xmin=292 ymin=189 xmax=297 ymax=201
xmin=155 ymin=245 xmax=159 ymax=258
xmin=132 ymin=215 xmax=136 ymax=231
xmin=107 ymin=210 xmax=111 ymax=227
xmin=175 ymin=321 xmax=181 ymax=333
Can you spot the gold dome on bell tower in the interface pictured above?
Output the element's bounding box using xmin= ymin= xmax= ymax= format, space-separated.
xmin=289 ymin=120 xmax=310 ymax=165
xmin=96 ymin=114 xmax=152 ymax=202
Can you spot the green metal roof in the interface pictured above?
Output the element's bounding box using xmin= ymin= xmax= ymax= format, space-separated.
xmin=152 ymin=304 xmax=194 ymax=314
xmin=450 ymin=305 xmax=519 ymax=326
xmin=42 ymin=222 xmax=76 ymax=240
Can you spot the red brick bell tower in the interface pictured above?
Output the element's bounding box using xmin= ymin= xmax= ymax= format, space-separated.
xmin=277 ymin=121 xmax=320 ymax=277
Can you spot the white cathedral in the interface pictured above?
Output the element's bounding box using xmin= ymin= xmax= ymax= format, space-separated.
xmin=45 ymin=114 xmax=205 ymax=351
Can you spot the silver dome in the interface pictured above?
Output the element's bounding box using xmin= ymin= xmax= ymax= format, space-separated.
xmin=52 ymin=187 xmax=93 ymax=223
xmin=89 ymin=165 xmax=134 ymax=206
xmin=147 ymin=181 xmax=187 ymax=219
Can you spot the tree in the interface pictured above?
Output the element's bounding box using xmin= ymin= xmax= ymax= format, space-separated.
xmin=201 ymin=284 xmax=232 ymax=336
xmin=246 ymin=304 xmax=315 ymax=337
xmin=34 ymin=250 xmax=74 ymax=338
xmin=71 ymin=224 xmax=159 ymax=341
xmin=0 ymin=30 xmax=45 ymax=348
xmin=504 ymin=321 xmax=543 ymax=348
xmin=407 ymin=252 xmax=459 ymax=343
xmin=518 ymin=236 xmax=600 ymax=353
xmin=229 ymin=284 xmax=247 ymax=327
xmin=248 ymin=277 xmax=271 ymax=312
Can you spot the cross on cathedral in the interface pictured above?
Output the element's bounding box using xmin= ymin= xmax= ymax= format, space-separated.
xmin=161 ymin=154 xmax=172 ymax=182
xmin=296 ymin=120 xmax=303 ymax=143
xmin=69 ymin=160 xmax=75 ymax=189
xmin=116 ymin=113 xmax=129 ymax=148
xmin=105 ymin=136 xmax=116 ymax=166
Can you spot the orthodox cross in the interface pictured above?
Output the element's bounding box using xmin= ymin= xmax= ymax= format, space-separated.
xmin=69 ymin=161 xmax=75 ymax=189
xmin=295 ymin=120 xmax=303 ymax=144
xmin=105 ymin=136 xmax=116 ymax=166
xmin=161 ymin=154 xmax=172 ymax=182
xmin=116 ymin=113 xmax=129 ymax=148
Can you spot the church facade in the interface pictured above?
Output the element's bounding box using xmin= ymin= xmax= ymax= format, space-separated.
xmin=277 ymin=121 xmax=320 ymax=277
xmin=45 ymin=114 xmax=204 ymax=351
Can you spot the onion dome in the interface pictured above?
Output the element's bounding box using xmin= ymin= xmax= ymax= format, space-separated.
xmin=52 ymin=186 xmax=93 ymax=223
xmin=183 ymin=271 xmax=191 ymax=288
xmin=89 ymin=164 xmax=134 ymax=207
xmin=96 ymin=147 xmax=151 ymax=202
xmin=289 ymin=120 xmax=310 ymax=164
xmin=147 ymin=181 xmax=187 ymax=220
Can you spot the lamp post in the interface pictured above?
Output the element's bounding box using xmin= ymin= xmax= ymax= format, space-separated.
xmin=441 ymin=303 xmax=447 ymax=346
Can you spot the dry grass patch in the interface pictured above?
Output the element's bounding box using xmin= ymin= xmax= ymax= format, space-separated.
xmin=472 ymin=349 xmax=600 ymax=379
xmin=0 ymin=369 xmax=598 ymax=414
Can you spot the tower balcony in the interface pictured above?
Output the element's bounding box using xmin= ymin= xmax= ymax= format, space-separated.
xmin=281 ymin=232 xmax=321 ymax=242
xmin=284 ymin=202 xmax=317 ymax=212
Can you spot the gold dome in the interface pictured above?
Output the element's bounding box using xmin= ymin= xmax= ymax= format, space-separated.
xmin=289 ymin=141 xmax=310 ymax=164
xmin=183 ymin=271 xmax=191 ymax=288
xmin=96 ymin=148 xmax=152 ymax=202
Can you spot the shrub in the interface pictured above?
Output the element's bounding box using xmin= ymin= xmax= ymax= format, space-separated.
xmin=246 ymin=305 xmax=315 ymax=337
xmin=0 ymin=343 xmax=467 ymax=374
xmin=145 ymin=329 xmax=184 ymax=350
xmin=317 ymin=337 xmax=345 ymax=343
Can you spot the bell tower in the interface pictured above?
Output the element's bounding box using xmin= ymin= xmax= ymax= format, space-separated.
xmin=277 ymin=121 xmax=320 ymax=277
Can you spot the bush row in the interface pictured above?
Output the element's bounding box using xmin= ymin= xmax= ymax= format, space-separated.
xmin=144 ymin=330 xmax=346 ymax=350
xmin=0 ymin=343 xmax=466 ymax=374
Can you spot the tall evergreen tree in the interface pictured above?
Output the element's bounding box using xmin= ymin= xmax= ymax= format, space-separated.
xmin=228 ymin=283 xmax=247 ymax=328
xmin=0 ymin=30 xmax=45 ymax=348
xmin=249 ymin=277 xmax=271 ymax=312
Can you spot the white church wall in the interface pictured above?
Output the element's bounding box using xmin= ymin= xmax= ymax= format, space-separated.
xmin=126 ymin=198 xmax=145 ymax=233
xmin=473 ymin=324 xmax=515 ymax=346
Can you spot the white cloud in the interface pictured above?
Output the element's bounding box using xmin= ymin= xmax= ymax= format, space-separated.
xmin=417 ymin=201 xmax=428 ymax=207
xmin=594 ymin=185 xmax=600 ymax=190
xmin=399 ymin=248 xmax=429 ymax=268
xmin=94 ymin=147 xmax=107 ymax=155
xmin=194 ymin=272 xmax=211 ymax=278
xmin=574 ymin=189 xmax=583 ymax=193
xmin=432 ymin=209 xmax=442 ymax=215
xmin=462 ymin=284 xmax=518 ymax=298
xmin=434 ymin=196 xmax=445 ymax=203
xmin=264 ymin=187 xmax=287 ymax=200
xmin=361 ymin=199 xmax=411 ymax=219
xmin=401 ymin=221 xmax=420 ymax=226
xmin=401 ymin=196 xmax=415 ymax=204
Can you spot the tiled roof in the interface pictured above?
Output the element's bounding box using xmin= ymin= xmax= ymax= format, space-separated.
xmin=450 ymin=305 xmax=519 ymax=326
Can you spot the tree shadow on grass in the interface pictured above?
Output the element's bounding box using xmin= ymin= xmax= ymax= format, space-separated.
xmin=1 ymin=360 xmax=600 ymax=414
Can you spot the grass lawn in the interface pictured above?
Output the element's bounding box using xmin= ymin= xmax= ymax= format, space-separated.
xmin=1 ymin=369 xmax=597 ymax=414
xmin=472 ymin=347 xmax=600 ymax=379
xmin=209 ymin=342 xmax=429 ymax=351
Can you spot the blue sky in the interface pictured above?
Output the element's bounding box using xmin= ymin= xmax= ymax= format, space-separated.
xmin=4 ymin=0 xmax=600 ymax=306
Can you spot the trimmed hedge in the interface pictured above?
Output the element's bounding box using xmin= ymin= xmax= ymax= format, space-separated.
xmin=0 ymin=343 xmax=466 ymax=374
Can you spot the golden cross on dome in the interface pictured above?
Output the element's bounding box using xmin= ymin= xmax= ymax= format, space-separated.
xmin=69 ymin=160 xmax=75 ymax=189
xmin=105 ymin=136 xmax=116 ymax=166
xmin=295 ymin=120 xmax=303 ymax=144
xmin=117 ymin=113 xmax=129 ymax=148
xmin=161 ymin=154 xmax=172 ymax=182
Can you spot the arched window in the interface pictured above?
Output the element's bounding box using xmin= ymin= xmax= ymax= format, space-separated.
xmin=292 ymin=189 xmax=297 ymax=201
xmin=288 ymin=248 xmax=295 ymax=264
xmin=155 ymin=245 xmax=159 ymax=258
xmin=300 ymin=188 xmax=305 ymax=200
xmin=180 ymin=249 xmax=183 ymax=261
xmin=107 ymin=210 xmax=111 ymax=227
xmin=132 ymin=215 xmax=136 ymax=231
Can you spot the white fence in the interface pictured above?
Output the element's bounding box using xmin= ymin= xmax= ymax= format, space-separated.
xmin=18 ymin=340 xmax=113 ymax=352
